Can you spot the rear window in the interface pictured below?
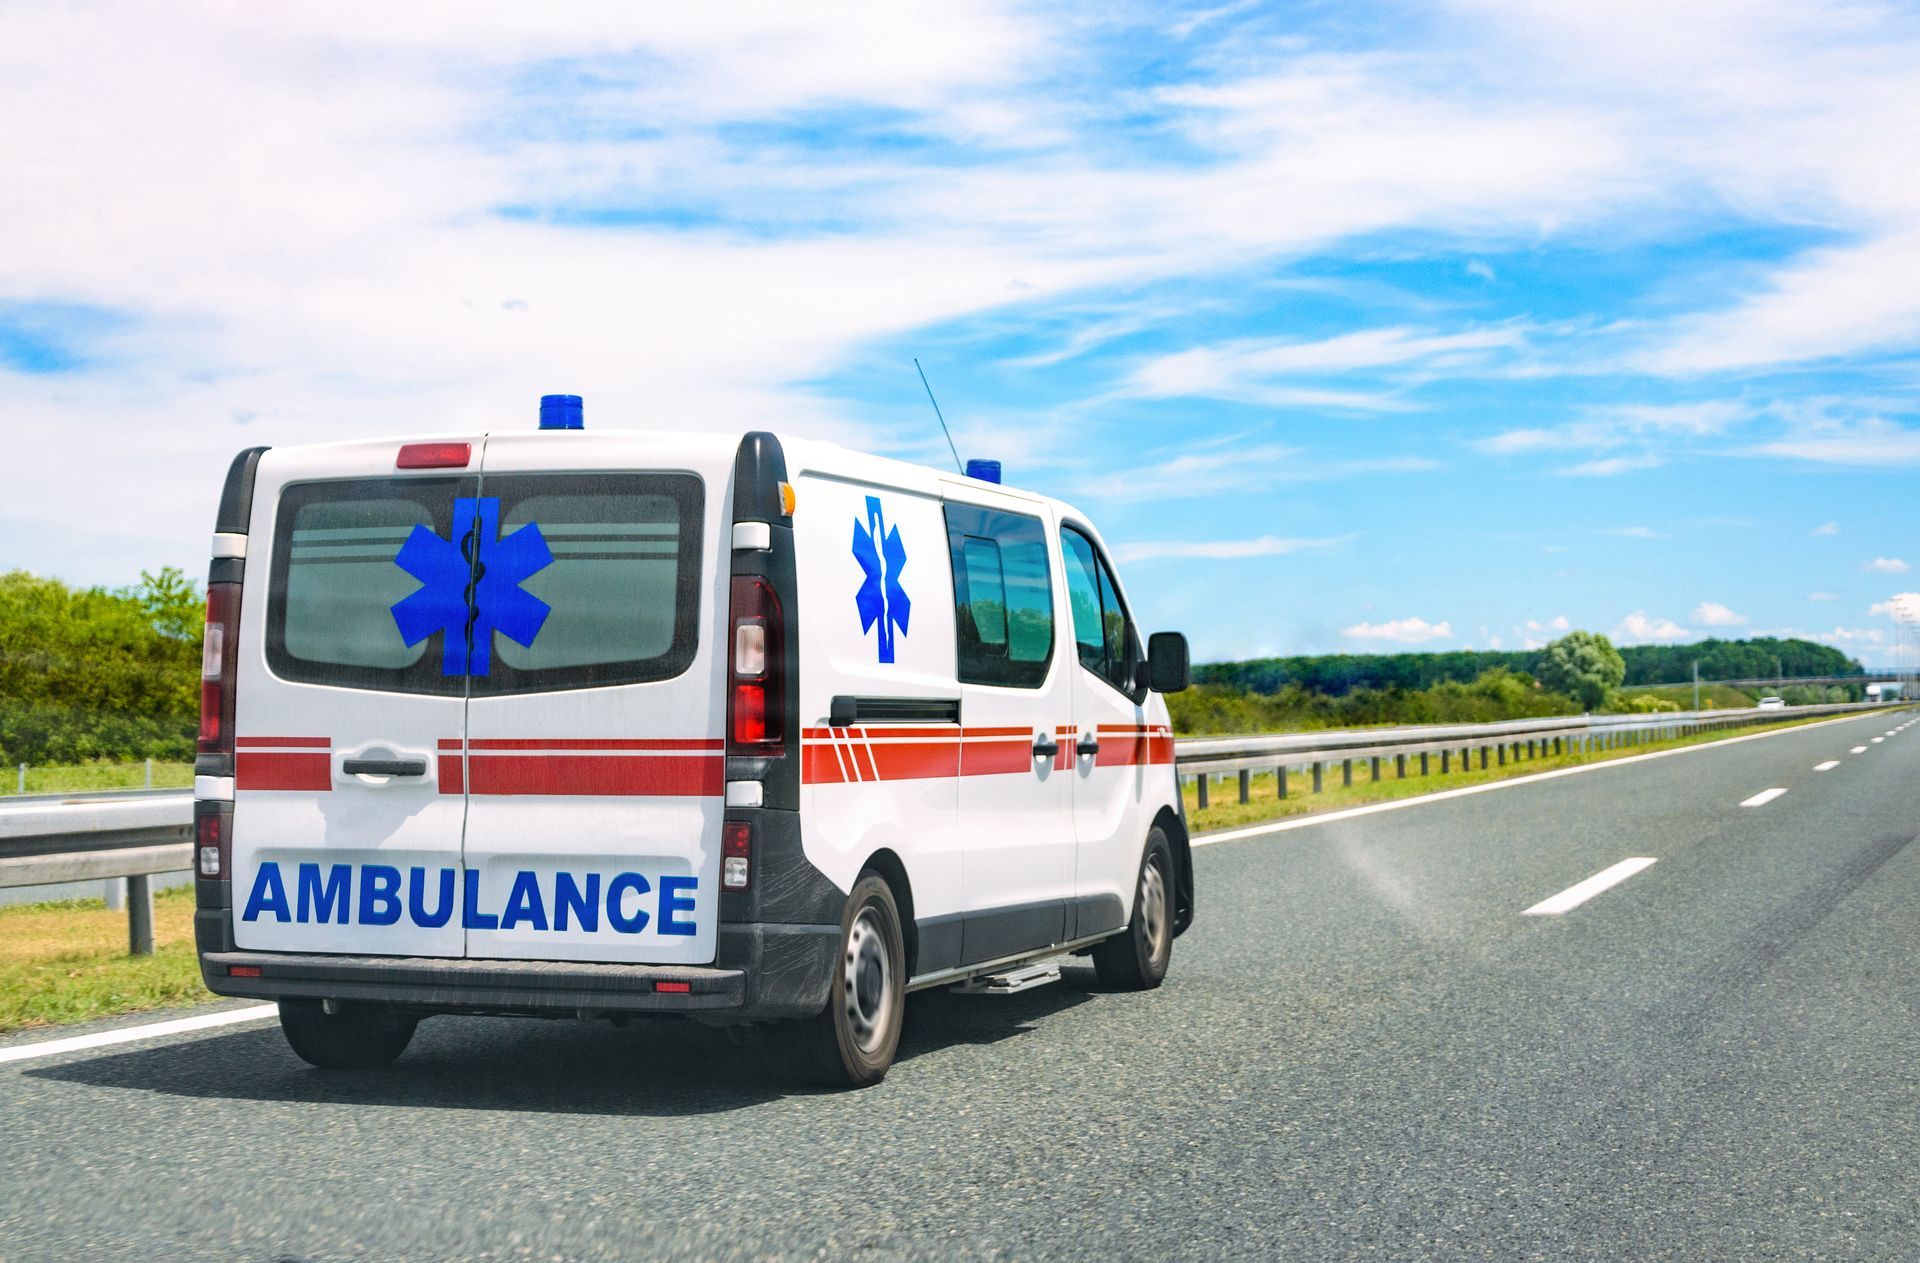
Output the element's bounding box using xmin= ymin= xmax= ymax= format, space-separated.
xmin=266 ymin=472 xmax=703 ymax=695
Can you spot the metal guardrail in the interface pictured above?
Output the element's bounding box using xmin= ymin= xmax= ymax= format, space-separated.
xmin=1 ymin=700 xmax=1908 ymax=954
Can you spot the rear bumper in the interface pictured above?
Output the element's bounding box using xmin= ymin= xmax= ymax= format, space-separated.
xmin=198 ymin=916 xmax=837 ymax=1021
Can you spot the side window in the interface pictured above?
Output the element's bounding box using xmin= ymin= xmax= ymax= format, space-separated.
xmin=1061 ymin=525 xmax=1142 ymax=696
xmin=945 ymin=504 xmax=1054 ymax=688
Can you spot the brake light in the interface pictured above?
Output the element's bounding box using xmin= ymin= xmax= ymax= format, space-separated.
xmin=395 ymin=442 xmax=471 ymax=469
xmin=197 ymin=582 xmax=240 ymax=758
xmin=195 ymin=803 xmax=229 ymax=877
xmin=722 ymin=820 xmax=751 ymax=891
xmin=727 ymin=574 xmax=784 ymax=754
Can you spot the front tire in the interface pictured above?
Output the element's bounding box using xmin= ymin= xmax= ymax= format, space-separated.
xmin=1092 ymin=829 xmax=1174 ymax=991
xmin=278 ymin=1000 xmax=418 ymax=1069
xmin=786 ymin=874 xmax=906 ymax=1089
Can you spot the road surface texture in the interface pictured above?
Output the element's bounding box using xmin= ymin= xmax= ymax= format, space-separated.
xmin=2 ymin=711 xmax=1915 ymax=1261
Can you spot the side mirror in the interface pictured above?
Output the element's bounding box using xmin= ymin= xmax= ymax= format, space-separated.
xmin=1146 ymin=631 xmax=1191 ymax=694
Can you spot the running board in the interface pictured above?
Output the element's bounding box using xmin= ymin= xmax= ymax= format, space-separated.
xmin=907 ymin=931 xmax=1113 ymax=993
xmin=951 ymin=963 xmax=1061 ymax=996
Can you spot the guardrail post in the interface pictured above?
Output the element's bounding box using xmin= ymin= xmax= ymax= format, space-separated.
xmin=1196 ymin=774 xmax=1209 ymax=809
xmin=127 ymin=874 xmax=154 ymax=956
xmin=1441 ymin=749 xmax=1450 ymax=773
xmin=1397 ymin=753 xmax=1408 ymax=778
xmin=1369 ymin=756 xmax=1381 ymax=781
xmin=1481 ymin=745 xmax=1490 ymax=769
xmin=1277 ymin=765 xmax=1288 ymax=799
xmin=1313 ymin=763 xmax=1324 ymax=793
xmin=1342 ymin=758 xmax=1353 ymax=787
xmin=1238 ymin=769 xmax=1251 ymax=804
xmin=1497 ymin=743 xmax=1506 ymax=766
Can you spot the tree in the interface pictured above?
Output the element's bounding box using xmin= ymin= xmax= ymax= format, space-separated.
xmin=1536 ymin=631 xmax=1626 ymax=711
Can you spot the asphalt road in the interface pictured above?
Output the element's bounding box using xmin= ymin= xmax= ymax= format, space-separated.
xmin=2 ymin=711 xmax=1916 ymax=1262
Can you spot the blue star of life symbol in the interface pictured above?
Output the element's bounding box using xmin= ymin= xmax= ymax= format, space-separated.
xmin=852 ymin=495 xmax=910 ymax=664
xmin=390 ymin=496 xmax=553 ymax=677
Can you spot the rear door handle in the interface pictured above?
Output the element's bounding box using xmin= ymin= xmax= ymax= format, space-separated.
xmin=342 ymin=758 xmax=427 ymax=777
xmin=1031 ymin=735 xmax=1059 ymax=760
xmin=1076 ymin=734 xmax=1100 ymax=757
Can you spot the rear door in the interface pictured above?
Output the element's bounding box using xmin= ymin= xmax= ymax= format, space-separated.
xmin=458 ymin=433 xmax=727 ymax=966
xmin=231 ymin=443 xmax=479 ymax=957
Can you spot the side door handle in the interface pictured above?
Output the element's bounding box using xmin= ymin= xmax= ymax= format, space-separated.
xmin=1031 ymin=734 xmax=1059 ymax=761
xmin=1076 ymin=733 xmax=1101 ymax=758
xmin=341 ymin=758 xmax=427 ymax=777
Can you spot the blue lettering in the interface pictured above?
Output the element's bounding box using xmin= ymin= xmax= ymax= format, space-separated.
xmin=499 ymin=870 xmax=549 ymax=932
xmin=607 ymin=873 xmax=651 ymax=934
xmin=555 ymin=871 xmax=599 ymax=933
xmin=659 ymin=875 xmax=698 ymax=936
xmin=410 ymin=866 xmax=456 ymax=928
xmin=359 ymin=865 xmax=402 ymax=926
xmin=296 ymin=862 xmax=351 ymax=924
xmin=461 ymin=868 xmax=498 ymax=930
xmin=241 ymin=862 xmax=290 ymax=923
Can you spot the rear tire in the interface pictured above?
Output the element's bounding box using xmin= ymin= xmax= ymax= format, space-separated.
xmin=278 ymin=1000 xmax=418 ymax=1069
xmin=785 ymin=874 xmax=906 ymax=1089
xmin=1092 ymin=829 xmax=1174 ymax=991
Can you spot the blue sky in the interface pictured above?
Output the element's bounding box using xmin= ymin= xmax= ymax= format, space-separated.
xmin=2 ymin=1 xmax=1916 ymax=664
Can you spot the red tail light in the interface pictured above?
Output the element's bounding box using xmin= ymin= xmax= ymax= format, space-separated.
xmin=197 ymin=582 xmax=240 ymax=758
xmin=195 ymin=801 xmax=231 ymax=878
xmin=722 ymin=819 xmax=752 ymax=891
xmin=727 ymin=574 xmax=784 ymax=755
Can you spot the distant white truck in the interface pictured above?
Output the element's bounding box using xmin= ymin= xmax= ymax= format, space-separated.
xmin=1756 ymin=696 xmax=1786 ymax=711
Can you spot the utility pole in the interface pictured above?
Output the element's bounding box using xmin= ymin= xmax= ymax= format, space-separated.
xmin=1692 ymin=659 xmax=1700 ymax=713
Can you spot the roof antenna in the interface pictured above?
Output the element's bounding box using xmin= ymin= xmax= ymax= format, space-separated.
xmin=914 ymin=357 xmax=964 ymax=473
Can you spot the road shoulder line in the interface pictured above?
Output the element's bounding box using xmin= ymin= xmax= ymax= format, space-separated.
xmin=0 ymin=1004 xmax=277 ymax=1068
xmin=1194 ymin=710 xmax=1898 ymax=850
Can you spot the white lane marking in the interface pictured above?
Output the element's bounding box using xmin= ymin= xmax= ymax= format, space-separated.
xmin=0 ymin=1004 xmax=277 ymax=1067
xmin=1741 ymin=787 xmax=1789 ymax=807
xmin=1814 ymin=761 xmax=1840 ymax=771
xmin=1193 ymin=709 xmax=1899 ymax=849
xmin=1853 ymin=746 xmax=1869 ymax=753
xmin=1523 ymin=858 xmax=1659 ymax=917
xmin=1872 ymin=737 xmax=1884 ymax=743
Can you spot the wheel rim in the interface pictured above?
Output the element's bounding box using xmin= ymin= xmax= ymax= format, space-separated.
xmin=1139 ymin=858 xmax=1170 ymax=962
xmin=843 ymin=907 xmax=894 ymax=1054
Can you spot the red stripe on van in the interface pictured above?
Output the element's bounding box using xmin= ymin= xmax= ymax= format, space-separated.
xmin=236 ymin=736 xmax=331 ymax=748
xmin=463 ymin=738 xmax=725 ymax=752
xmin=465 ymin=753 xmax=724 ymax=797
xmin=235 ymin=751 xmax=331 ymax=791
xmin=438 ymin=753 xmax=464 ymax=794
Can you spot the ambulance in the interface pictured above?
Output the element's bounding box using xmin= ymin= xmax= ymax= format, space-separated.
xmin=193 ymin=398 xmax=1194 ymax=1087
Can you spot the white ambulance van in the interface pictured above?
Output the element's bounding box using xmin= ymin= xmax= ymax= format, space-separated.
xmin=194 ymin=400 xmax=1194 ymax=1087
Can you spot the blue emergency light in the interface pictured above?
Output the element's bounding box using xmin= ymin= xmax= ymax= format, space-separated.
xmin=539 ymin=394 xmax=584 ymax=430
xmin=964 ymin=458 xmax=1001 ymax=484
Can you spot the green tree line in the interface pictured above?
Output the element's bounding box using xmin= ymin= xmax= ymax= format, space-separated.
xmin=0 ymin=569 xmax=202 ymax=765
xmin=1196 ymin=637 xmax=1862 ymax=696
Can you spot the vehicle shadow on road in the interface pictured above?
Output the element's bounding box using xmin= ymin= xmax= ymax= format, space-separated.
xmin=27 ymin=969 xmax=1099 ymax=1117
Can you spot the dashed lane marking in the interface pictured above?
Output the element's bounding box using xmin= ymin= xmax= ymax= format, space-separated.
xmin=1740 ymin=787 xmax=1789 ymax=807
xmin=1522 ymin=858 xmax=1659 ymax=917
xmin=1814 ymin=761 xmax=1840 ymax=771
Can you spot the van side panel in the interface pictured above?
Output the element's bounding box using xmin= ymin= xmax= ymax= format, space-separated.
xmin=791 ymin=469 xmax=963 ymax=970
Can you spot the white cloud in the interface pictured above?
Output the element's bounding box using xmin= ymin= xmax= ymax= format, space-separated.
xmin=1127 ymin=325 xmax=1527 ymax=404
xmin=1600 ymin=526 xmax=1663 ymax=539
xmin=1614 ymin=611 xmax=1692 ymax=643
xmin=1692 ymin=601 xmax=1747 ymax=627
xmin=1561 ymin=454 xmax=1663 ymax=477
xmin=1812 ymin=522 xmax=1839 ymax=536
xmin=1110 ymin=534 xmax=1351 ymax=563
xmin=1806 ymin=591 xmax=1837 ymax=602
xmin=1868 ymin=593 xmax=1920 ymax=620
xmin=1755 ymin=419 xmax=1920 ymax=466
xmin=1342 ymin=616 xmax=1454 ymax=644
xmin=1867 ymin=557 xmax=1911 ymax=574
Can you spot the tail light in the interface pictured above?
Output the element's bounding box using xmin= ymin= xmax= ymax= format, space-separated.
xmin=197 ymin=582 xmax=241 ymax=758
xmin=727 ymin=574 xmax=784 ymax=755
xmin=721 ymin=820 xmax=752 ymax=891
xmin=195 ymin=800 xmax=231 ymax=878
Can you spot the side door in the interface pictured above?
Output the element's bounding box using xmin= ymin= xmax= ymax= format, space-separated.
xmin=1059 ymin=523 xmax=1167 ymax=938
xmin=942 ymin=491 xmax=1076 ymax=963
xmin=458 ymin=434 xmax=727 ymax=966
xmin=231 ymin=446 xmax=478 ymax=957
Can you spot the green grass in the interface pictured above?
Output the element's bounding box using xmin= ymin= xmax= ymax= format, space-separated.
xmin=12 ymin=759 xmax=193 ymax=795
xmin=1616 ymin=682 xmax=1759 ymax=711
xmin=1182 ymin=711 xmax=1866 ymax=834
xmin=0 ymin=886 xmax=208 ymax=1032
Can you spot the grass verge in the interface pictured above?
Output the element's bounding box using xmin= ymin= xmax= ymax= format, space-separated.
xmin=1182 ymin=711 xmax=1876 ymax=834
xmin=0 ymin=886 xmax=207 ymax=1033
xmin=13 ymin=760 xmax=194 ymax=795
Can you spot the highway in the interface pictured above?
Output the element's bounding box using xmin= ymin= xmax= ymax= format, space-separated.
xmin=2 ymin=710 xmax=1915 ymax=1261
